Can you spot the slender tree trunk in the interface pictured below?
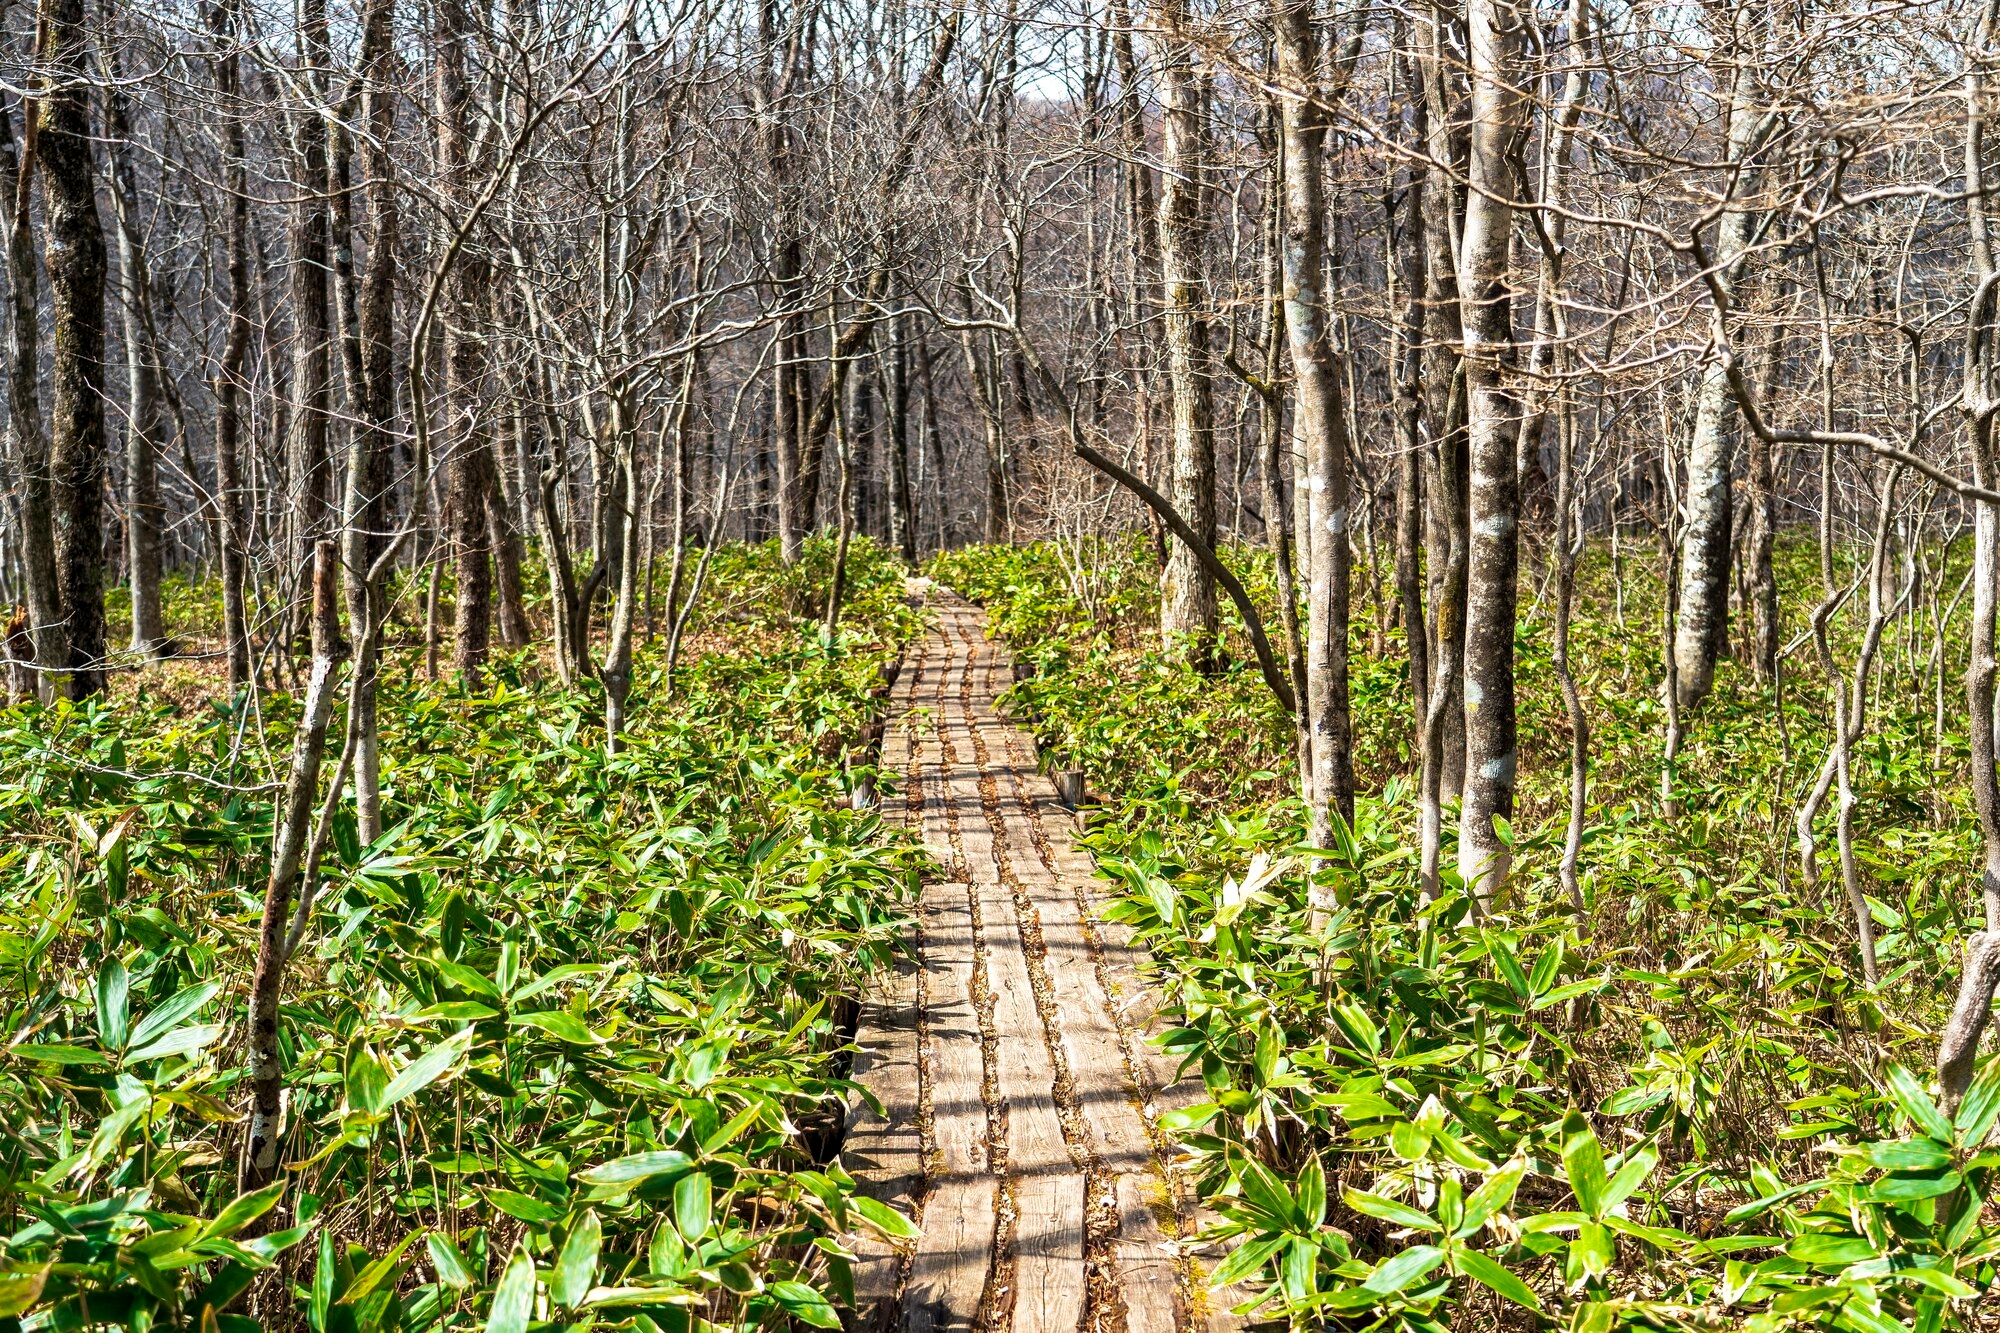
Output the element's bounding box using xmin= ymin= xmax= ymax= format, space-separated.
xmin=1454 ymin=0 xmax=1528 ymax=905
xmin=1389 ymin=92 xmax=1428 ymax=756
xmin=1275 ymin=0 xmax=1351 ymax=845
xmin=435 ymin=0 xmax=492 ymax=681
xmin=104 ymin=72 xmax=165 ymax=659
xmin=338 ymin=0 xmax=397 ymax=841
xmin=1943 ymin=0 xmax=2000 ymax=1100
xmin=38 ymin=0 xmax=110 ymax=700
xmin=1255 ymin=127 xmax=1310 ymax=792
xmin=882 ymin=311 xmax=917 ymax=562
xmin=1156 ymin=0 xmax=1217 ymax=658
xmin=212 ymin=0 xmax=252 ymax=693
xmin=1673 ymin=27 xmax=1764 ymax=708
xmin=1747 ymin=316 xmax=1784 ymax=683
xmin=1418 ymin=24 xmax=1469 ymax=805
xmin=243 ymin=542 xmax=343 ymax=1189
xmin=2 ymin=94 xmax=59 ymax=696
xmin=288 ymin=0 xmax=334 ymax=565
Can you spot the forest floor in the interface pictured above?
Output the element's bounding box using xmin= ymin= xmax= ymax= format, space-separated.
xmin=845 ymin=584 xmax=1236 ymax=1333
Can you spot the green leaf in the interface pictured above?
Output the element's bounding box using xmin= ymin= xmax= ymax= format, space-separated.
xmin=769 ymin=1280 xmax=841 ymax=1329
xmin=129 ymin=983 xmax=222 ymax=1052
xmin=341 ymin=1230 xmax=422 ymax=1307
xmin=1955 ymin=1058 xmax=2000 ymax=1144
xmin=310 ymin=1229 xmax=337 ymax=1332
xmin=1297 ymin=1157 xmax=1327 ymax=1229
xmin=1363 ymin=1244 xmax=1445 ymax=1294
xmin=1343 ymin=1189 xmax=1439 ymax=1233
xmin=1866 ymin=1171 xmax=1962 ymax=1202
xmin=509 ymin=1010 xmax=600 ymax=1045
xmin=1455 ymin=1248 xmax=1539 ymax=1310
xmin=9 ymin=1043 xmax=106 ymax=1065
xmin=200 ymin=1183 xmax=286 ymax=1241
xmin=1866 ymin=1140 xmax=1952 ymax=1172
xmin=1561 ymin=1110 xmax=1608 ymax=1216
xmin=852 ymin=1196 xmax=920 ymax=1240
xmin=97 ymin=956 xmax=131 ymax=1050
xmin=485 ymin=1190 xmax=564 ymax=1226
xmin=1237 ymin=1156 xmax=1303 ymax=1230
xmin=1485 ymin=932 xmax=1531 ymax=1000
xmin=1788 ymin=1235 xmax=1880 ymax=1265
xmin=0 ymin=1264 xmax=50 ymax=1319
xmin=129 ymin=1023 xmax=225 ymax=1064
xmin=426 ymin=1232 xmax=478 ymax=1291
xmin=552 ymin=1211 xmax=601 ymax=1308
xmin=1602 ymin=1144 xmax=1658 ymax=1212
xmin=1885 ymin=1064 xmax=1952 ymax=1141
xmin=382 ymin=1029 xmax=474 ymax=1108
xmin=675 ymin=1171 xmax=712 ymax=1239
xmin=1331 ymin=1003 xmax=1381 ymax=1058
xmin=345 ymin=1046 xmax=389 ymax=1115
xmin=414 ymin=1001 xmax=502 ymax=1022
xmin=485 ymin=1246 xmax=536 ymax=1333
xmin=435 ymin=959 xmax=503 ymax=1001
xmin=578 ymin=1150 xmax=693 ymax=1189
xmin=1457 ymin=1157 xmax=1525 ymax=1238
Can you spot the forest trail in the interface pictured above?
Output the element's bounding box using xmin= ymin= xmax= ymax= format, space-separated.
xmin=841 ymin=583 xmax=1239 ymax=1333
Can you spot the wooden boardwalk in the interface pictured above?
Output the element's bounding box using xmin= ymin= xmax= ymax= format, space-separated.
xmin=843 ymin=584 xmax=1243 ymax=1333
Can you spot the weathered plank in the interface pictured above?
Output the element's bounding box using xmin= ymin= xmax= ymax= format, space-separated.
xmin=842 ymin=950 xmax=922 ymax=1333
xmin=901 ymin=1178 xmax=997 ymax=1333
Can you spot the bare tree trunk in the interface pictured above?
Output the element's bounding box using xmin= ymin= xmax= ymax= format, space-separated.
xmin=37 ymin=0 xmax=110 ymax=701
xmin=1418 ymin=22 xmax=1469 ymax=806
xmin=1274 ymin=0 xmax=1351 ymax=847
xmin=1673 ymin=22 xmax=1764 ymax=708
xmin=1251 ymin=129 xmax=1310 ymax=790
xmin=602 ymin=420 xmax=644 ymax=754
xmin=103 ymin=69 xmax=166 ymax=659
xmin=1454 ymin=0 xmax=1528 ymax=905
xmin=881 ymin=312 xmax=917 ymax=562
xmin=1944 ymin=80 xmax=2000 ymax=1097
xmin=436 ymin=0 xmax=492 ymax=682
xmin=212 ymin=0 xmax=252 ymax=693
xmin=1388 ymin=74 xmax=1428 ymax=761
xmin=288 ymin=0 xmax=335 ymax=565
xmin=2 ymin=95 xmax=59 ymax=696
xmin=1747 ymin=314 xmax=1785 ymax=683
xmin=1942 ymin=1 xmax=2000 ymax=1095
xmin=243 ymin=542 xmax=344 ymax=1189
xmin=1156 ymin=0 xmax=1217 ymax=659
xmin=338 ymin=0 xmax=397 ymax=842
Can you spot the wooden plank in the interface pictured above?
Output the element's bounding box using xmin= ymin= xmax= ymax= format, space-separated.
xmin=901 ymin=1177 xmax=997 ymax=1333
xmin=843 ymin=952 xmax=922 ymax=1333
xmin=961 ymin=824 xmax=1085 ymax=1333
xmin=1011 ymin=1170 xmax=1089 ymax=1333
xmin=921 ymin=879 xmax=987 ymax=1180
xmin=991 ymin=767 xmax=1153 ymax=1173
xmin=1113 ymin=1173 xmax=1180 ymax=1333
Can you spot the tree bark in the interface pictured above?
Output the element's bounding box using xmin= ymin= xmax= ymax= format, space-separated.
xmin=103 ymin=66 xmax=166 ymax=659
xmin=37 ymin=0 xmax=110 ymax=700
xmin=211 ymin=0 xmax=252 ymax=693
xmin=243 ymin=542 xmax=344 ymax=1189
xmin=1155 ymin=0 xmax=1217 ymax=658
xmin=1389 ymin=71 xmax=1428 ymax=762
xmin=287 ymin=0 xmax=335 ymax=561
xmin=435 ymin=0 xmax=493 ymax=681
xmin=1672 ymin=24 xmax=1763 ymax=708
xmin=1418 ymin=22 xmax=1469 ymax=806
xmin=1 ymin=94 xmax=59 ymax=697
xmin=336 ymin=0 xmax=397 ymax=842
xmin=1274 ymin=0 xmax=1352 ymax=844
xmin=1454 ymin=0 xmax=1528 ymax=905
